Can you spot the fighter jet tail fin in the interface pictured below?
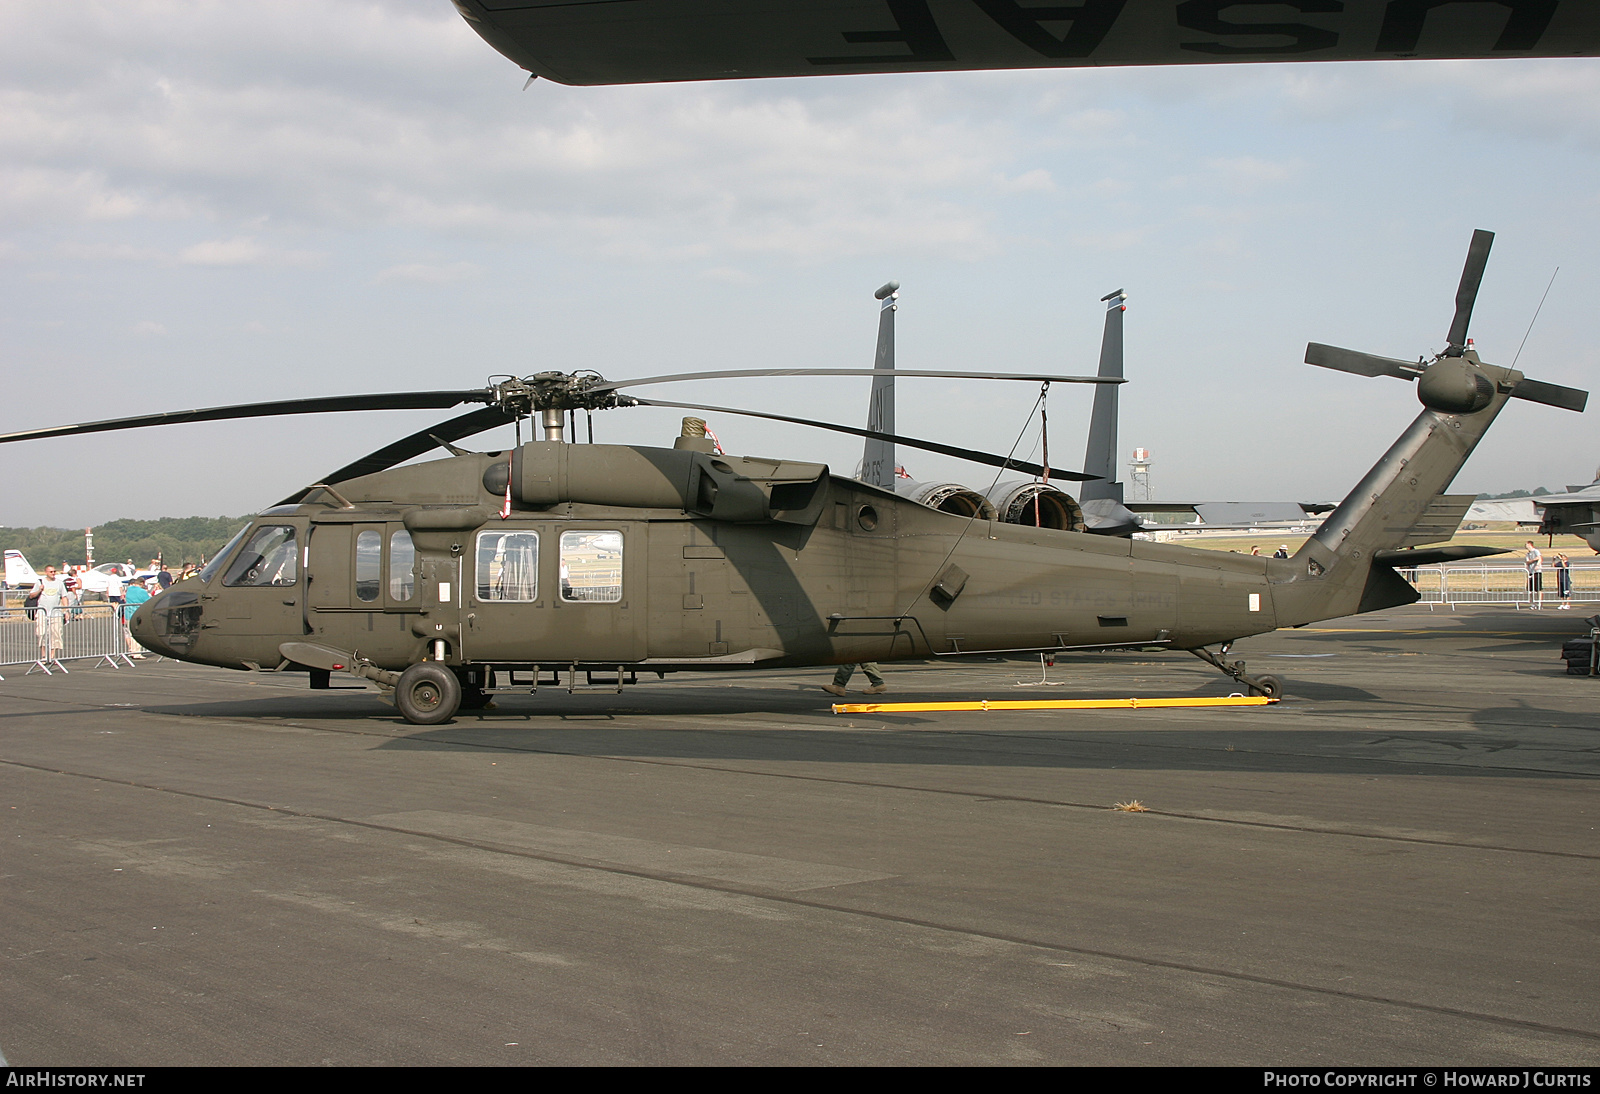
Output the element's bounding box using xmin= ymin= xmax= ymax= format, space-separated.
xmin=860 ymin=281 xmax=899 ymax=489
xmin=4 ymin=549 xmax=40 ymax=588
xmin=1078 ymin=290 xmax=1125 ymax=505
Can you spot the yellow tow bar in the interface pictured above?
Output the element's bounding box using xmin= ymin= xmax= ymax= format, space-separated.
xmin=831 ymin=695 xmax=1277 ymax=714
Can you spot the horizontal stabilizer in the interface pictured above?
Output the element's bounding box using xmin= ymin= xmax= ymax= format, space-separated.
xmin=1512 ymin=377 xmax=1588 ymax=413
xmin=1397 ymin=494 xmax=1476 ymax=548
xmin=1372 ymin=545 xmax=1509 ymax=567
xmin=1304 ymin=343 xmax=1420 ymax=380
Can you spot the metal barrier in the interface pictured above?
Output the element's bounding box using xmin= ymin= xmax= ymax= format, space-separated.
xmin=0 ymin=604 xmax=136 ymax=677
xmin=1408 ymin=563 xmax=1600 ymax=609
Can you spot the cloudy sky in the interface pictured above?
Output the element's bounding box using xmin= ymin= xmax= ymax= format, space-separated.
xmin=3 ymin=1 xmax=1598 ymax=529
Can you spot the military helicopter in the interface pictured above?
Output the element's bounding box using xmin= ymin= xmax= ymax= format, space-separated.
xmin=0 ymin=232 xmax=1584 ymax=724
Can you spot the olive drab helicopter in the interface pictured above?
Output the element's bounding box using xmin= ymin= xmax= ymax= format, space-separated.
xmin=0 ymin=232 xmax=1585 ymax=724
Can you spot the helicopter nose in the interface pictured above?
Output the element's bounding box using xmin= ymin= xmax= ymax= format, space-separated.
xmin=131 ymin=590 xmax=197 ymax=659
xmin=128 ymin=602 xmax=170 ymax=657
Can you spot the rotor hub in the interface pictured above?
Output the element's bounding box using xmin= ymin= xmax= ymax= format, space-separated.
xmin=489 ymin=371 xmax=629 ymax=415
xmin=1417 ymin=357 xmax=1496 ymax=415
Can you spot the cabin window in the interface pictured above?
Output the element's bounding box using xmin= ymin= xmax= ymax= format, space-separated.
xmin=222 ymin=526 xmax=298 ymax=587
xmin=389 ymin=530 xmax=416 ymax=601
xmin=355 ymin=531 xmax=381 ymax=603
xmin=560 ymin=530 xmax=623 ymax=603
xmin=477 ymin=531 xmax=539 ymax=602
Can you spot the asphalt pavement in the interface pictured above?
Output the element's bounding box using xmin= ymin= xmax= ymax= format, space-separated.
xmin=2 ymin=604 xmax=1597 ymax=1065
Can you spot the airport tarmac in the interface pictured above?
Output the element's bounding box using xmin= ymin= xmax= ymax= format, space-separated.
xmin=2 ymin=603 xmax=1597 ymax=1066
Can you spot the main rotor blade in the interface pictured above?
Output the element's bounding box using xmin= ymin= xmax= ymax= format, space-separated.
xmin=631 ymin=397 xmax=1097 ymax=482
xmin=1305 ymin=343 xmax=1422 ymax=380
xmin=280 ymin=405 xmax=519 ymax=505
xmin=1446 ymin=229 xmax=1494 ymax=351
xmin=1512 ymin=377 xmax=1588 ymax=413
xmin=0 ymin=390 xmax=494 ymax=446
xmin=322 ymin=406 xmax=518 ymax=485
xmin=590 ymin=368 xmax=1120 ymax=394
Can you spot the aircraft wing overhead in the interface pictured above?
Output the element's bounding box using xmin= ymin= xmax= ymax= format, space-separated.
xmin=1535 ymin=484 xmax=1600 ymax=505
xmin=453 ymin=1 xmax=1600 ymax=87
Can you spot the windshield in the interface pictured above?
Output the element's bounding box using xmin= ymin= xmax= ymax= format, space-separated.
xmin=198 ymin=525 xmax=252 ymax=584
xmin=223 ymin=525 xmax=298 ymax=587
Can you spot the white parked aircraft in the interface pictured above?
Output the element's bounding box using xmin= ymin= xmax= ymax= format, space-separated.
xmin=4 ymin=549 xmax=40 ymax=590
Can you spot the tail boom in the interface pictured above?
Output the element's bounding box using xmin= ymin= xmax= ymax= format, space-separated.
xmin=1272 ymin=357 xmax=1520 ymax=626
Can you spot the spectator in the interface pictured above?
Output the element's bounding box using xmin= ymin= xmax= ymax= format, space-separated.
xmin=1525 ymin=541 xmax=1544 ymax=609
xmin=123 ymin=576 xmax=153 ymax=659
xmin=30 ymin=565 xmax=69 ymax=664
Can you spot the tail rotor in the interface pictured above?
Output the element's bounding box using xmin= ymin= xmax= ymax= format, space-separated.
xmin=1304 ymin=229 xmax=1586 ymax=414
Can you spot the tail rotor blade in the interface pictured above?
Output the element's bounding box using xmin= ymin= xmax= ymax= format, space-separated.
xmin=1305 ymin=343 xmax=1421 ymax=380
xmin=1512 ymin=377 xmax=1588 ymax=413
xmin=1446 ymin=229 xmax=1494 ymax=351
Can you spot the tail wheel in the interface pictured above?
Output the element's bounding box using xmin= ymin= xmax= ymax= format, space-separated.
xmin=395 ymin=662 xmax=461 ymax=725
xmin=1251 ymin=674 xmax=1284 ymax=700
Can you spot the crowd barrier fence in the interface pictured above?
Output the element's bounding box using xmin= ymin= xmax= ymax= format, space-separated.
xmin=0 ymin=604 xmax=136 ymax=678
xmin=1407 ymin=563 xmax=1600 ymax=609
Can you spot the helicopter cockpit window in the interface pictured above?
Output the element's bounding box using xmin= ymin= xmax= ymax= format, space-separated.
xmin=355 ymin=531 xmax=381 ymax=603
xmin=477 ymin=531 xmax=538 ymax=602
xmin=222 ymin=525 xmax=299 ymax=587
xmin=389 ymin=530 xmax=416 ymax=601
xmin=560 ymin=530 xmax=623 ymax=603
xmin=199 ymin=525 xmax=251 ymax=584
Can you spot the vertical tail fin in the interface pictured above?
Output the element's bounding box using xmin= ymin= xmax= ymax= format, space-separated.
xmin=1079 ymin=289 xmax=1125 ymax=503
xmin=1279 ymin=230 xmax=1588 ymax=624
xmin=1274 ymin=361 xmax=1516 ymax=623
xmin=4 ymin=550 xmax=40 ymax=588
xmin=1079 ymin=290 xmax=1143 ymax=536
xmin=861 ymin=280 xmax=899 ymax=489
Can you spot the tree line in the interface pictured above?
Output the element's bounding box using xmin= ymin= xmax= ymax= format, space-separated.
xmin=1 ymin=516 xmax=251 ymax=571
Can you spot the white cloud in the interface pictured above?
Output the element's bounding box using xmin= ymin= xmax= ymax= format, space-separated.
xmin=375 ymin=260 xmax=481 ymax=283
xmin=0 ymin=3 xmax=1131 ymax=262
xmin=176 ymin=236 xmax=322 ymax=267
xmin=131 ymin=320 xmax=166 ymax=336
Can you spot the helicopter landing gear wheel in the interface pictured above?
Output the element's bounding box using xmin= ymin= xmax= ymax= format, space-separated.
xmin=1250 ymin=674 xmax=1283 ymax=700
xmin=1190 ymin=647 xmax=1286 ymax=700
xmin=395 ymin=663 xmax=461 ymax=725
